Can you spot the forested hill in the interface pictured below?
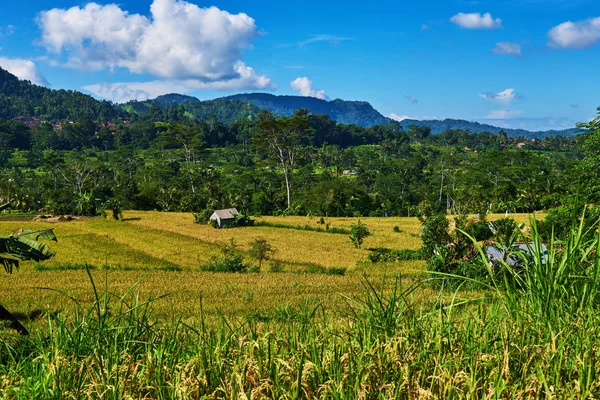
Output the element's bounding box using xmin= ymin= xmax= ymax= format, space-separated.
xmin=398 ymin=118 xmax=579 ymax=139
xmin=0 ymin=66 xmax=579 ymax=138
xmin=0 ymin=67 xmax=122 ymax=121
xmin=123 ymin=94 xmax=261 ymax=124
xmin=223 ymin=93 xmax=389 ymax=127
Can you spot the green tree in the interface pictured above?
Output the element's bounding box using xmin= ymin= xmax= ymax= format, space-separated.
xmin=349 ymin=220 xmax=371 ymax=249
xmin=248 ymin=237 xmax=275 ymax=269
xmin=253 ymin=110 xmax=312 ymax=209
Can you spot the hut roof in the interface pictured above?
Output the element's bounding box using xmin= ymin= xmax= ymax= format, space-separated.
xmin=212 ymin=208 xmax=239 ymax=220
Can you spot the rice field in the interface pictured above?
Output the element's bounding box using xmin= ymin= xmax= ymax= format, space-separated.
xmin=7 ymin=211 xmax=591 ymax=399
xmin=0 ymin=212 xmax=432 ymax=323
xmin=0 ymin=211 xmax=541 ymax=322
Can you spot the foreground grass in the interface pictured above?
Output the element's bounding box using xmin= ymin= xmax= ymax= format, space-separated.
xmin=1 ymin=270 xmax=599 ymax=398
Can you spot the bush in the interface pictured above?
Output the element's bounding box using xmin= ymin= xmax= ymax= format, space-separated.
xmin=421 ymin=214 xmax=450 ymax=259
xmin=349 ymin=220 xmax=371 ymax=249
xmin=193 ymin=209 xmax=213 ymax=224
xmin=368 ymin=248 xmax=423 ymax=263
xmin=201 ymin=241 xmax=247 ymax=273
xmin=248 ymin=237 xmax=275 ymax=270
xmin=234 ymin=213 xmax=254 ymax=227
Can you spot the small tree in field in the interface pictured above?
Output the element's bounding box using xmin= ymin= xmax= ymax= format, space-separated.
xmin=349 ymin=220 xmax=371 ymax=249
xmin=248 ymin=237 xmax=275 ymax=270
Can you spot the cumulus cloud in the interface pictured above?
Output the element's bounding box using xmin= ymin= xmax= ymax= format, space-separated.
xmin=0 ymin=57 xmax=49 ymax=86
xmin=388 ymin=113 xmax=415 ymax=122
xmin=548 ymin=17 xmax=600 ymax=48
xmin=450 ymin=12 xmax=502 ymax=29
xmin=290 ymin=77 xmax=327 ymax=100
xmin=492 ymin=42 xmax=522 ymax=56
xmin=484 ymin=109 xmax=523 ymax=119
xmin=37 ymin=0 xmax=273 ymax=93
xmin=85 ymin=62 xmax=274 ymax=103
xmin=480 ymin=88 xmax=523 ymax=103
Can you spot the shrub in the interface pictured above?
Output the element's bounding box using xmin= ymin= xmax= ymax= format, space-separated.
xmin=368 ymin=248 xmax=423 ymax=263
xmin=248 ymin=237 xmax=275 ymax=270
xmin=201 ymin=240 xmax=247 ymax=273
xmin=234 ymin=212 xmax=254 ymax=227
xmin=193 ymin=209 xmax=212 ymax=224
xmin=349 ymin=220 xmax=371 ymax=249
xmin=421 ymin=214 xmax=450 ymax=259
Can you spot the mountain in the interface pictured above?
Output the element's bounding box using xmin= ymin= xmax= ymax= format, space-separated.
xmin=123 ymin=95 xmax=261 ymax=124
xmin=0 ymin=67 xmax=579 ymax=138
xmin=0 ymin=67 xmax=122 ymax=121
xmin=397 ymin=118 xmax=579 ymax=139
xmin=223 ymin=93 xmax=390 ymax=127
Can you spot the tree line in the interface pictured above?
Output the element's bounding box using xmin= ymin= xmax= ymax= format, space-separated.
xmin=0 ymin=104 xmax=596 ymax=218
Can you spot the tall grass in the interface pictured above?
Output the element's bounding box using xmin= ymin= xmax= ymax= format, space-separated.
xmin=3 ymin=211 xmax=600 ymax=397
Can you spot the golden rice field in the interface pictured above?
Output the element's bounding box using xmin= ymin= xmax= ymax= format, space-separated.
xmin=0 ymin=211 xmax=539 ymax=327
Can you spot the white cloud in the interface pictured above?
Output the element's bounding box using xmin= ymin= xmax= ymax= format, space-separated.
xmin=421 ymin=24 xmax=430 ymax=30
xmin=548 ymin=17 xmax=600 ymax=48
xmin=484 ymin=109 xmax=523 ymax=119
xmin=450 ymin=12 xmax=502 ymax=29
xmin=290 ymin=77 xmax=327 ymax=100
xmin=492 ymin=42 xmax=522 ymax=56
xmin=388 ymin=113 xmax=415 ymax=122
xmin=298 ymin=34 xmax=351 ymax=46
xmin=37 ymin=0 xmax=272 ymax=89
xmin=85 ymin=62 xmax=275 ymax=103
xmin=0 ymin=57 xmax=49 ymax=86
xmin=480 ymin=88 xmax=522 ymax=103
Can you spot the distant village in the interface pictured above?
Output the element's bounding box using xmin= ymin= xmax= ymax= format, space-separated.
xmin=11 ymin=116 xmax=133 ymax=135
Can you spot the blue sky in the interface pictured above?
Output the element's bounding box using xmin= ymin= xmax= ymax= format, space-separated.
xmin=0 ymin=0 xmax=599 ymax=130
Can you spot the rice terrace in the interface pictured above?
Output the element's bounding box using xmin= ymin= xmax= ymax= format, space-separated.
xmin=3 ymin=0 xmax=600 ymax=398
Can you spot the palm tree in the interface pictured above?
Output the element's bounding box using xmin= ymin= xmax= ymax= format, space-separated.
xmin=0 ymin=229 xmax=57 ymax=335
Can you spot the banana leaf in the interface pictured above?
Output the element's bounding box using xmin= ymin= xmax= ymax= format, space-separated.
xmin=0 ymin=202 xmax=10 ymax=212
xmin=0 ymin=229 xmax=57 ymax=273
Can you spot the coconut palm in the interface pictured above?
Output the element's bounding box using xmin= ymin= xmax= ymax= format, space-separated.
xmin=0 ymin=229 xmax=57 ymax=335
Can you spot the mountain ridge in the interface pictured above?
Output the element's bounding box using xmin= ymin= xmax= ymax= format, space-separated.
xmin=0 ymin=66 xmax=580 ymax=138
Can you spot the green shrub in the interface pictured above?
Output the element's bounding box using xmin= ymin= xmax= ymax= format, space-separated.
xmin=349 ymin=220 xmax=371 ymax=249
xmin=201 ymin=241 xmax=247 ymax=273
xmin=368 ymin=248 xmax=423 ymax=263
xmin=193 ymin=209 xmax=212 ymax=224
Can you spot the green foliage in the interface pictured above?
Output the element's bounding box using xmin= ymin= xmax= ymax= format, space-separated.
xmin=0 ymin=229 xmax=57 ymax=273
xmin=420 ymin=214 xmax=450 ymax=259
xmin=193 ymin=209 xmax=212 ymax=224
xmin=201 ymin=240 xmax=247 ymax=273
xmin=248 ymin=237 xmax=275 ymax=269
xmin=254 ymin=220 xmax=350 ymax=235
xmin=349 ymin=220 xmax=371 ymax=249
xmin=233 ymin=212 xmax=254 ymax=227
xmin=536 ymin=204 xmax=600 ymax=242
xmin=368 ymin=248 xmax=423 ymax=263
